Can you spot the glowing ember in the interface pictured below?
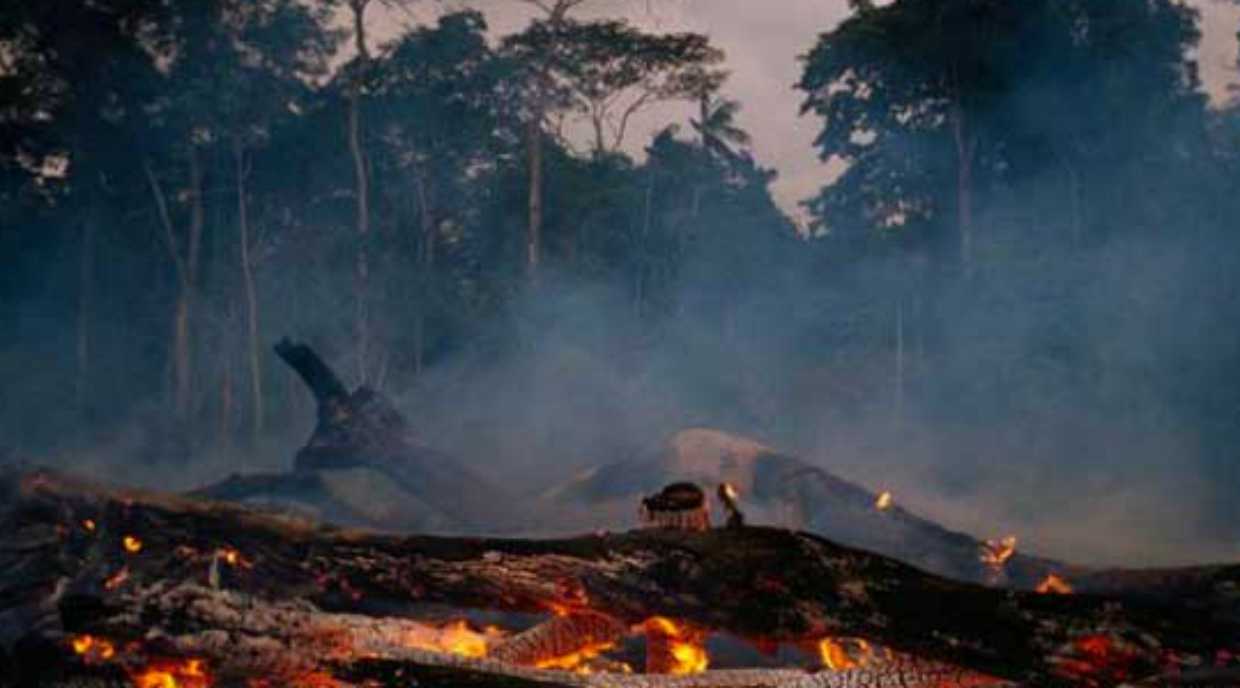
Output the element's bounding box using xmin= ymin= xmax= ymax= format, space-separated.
xmin=1036 ymin=572 xmax=1073 ymax=594
xmin=875 ymin=492 xmax=893 ymax=511
xmin=103 ymin=566 xmax=130 ymax=591
xmin=645 ymin=617 xmax=709 ymax=675
xmin=817 ymin=637 xmax=872 ymax=670
xmin=402 ymin=619 xmax=501 ymax=659
xmin=82 ymin=519 xmax=97 ymax=532
xmin=533 ymin=641 xmax=617 ymax=673
xmin=70 ymin=634 xmax=116 ymax=661
xmin=123 ymin=535 xmax=143 ymax=554
xmin=129 ymin=658 xmax=211 ymax=688
xmin=217 ymin=547 xmax=251 ymax=569
xmin=979 ymin=535 xmax=1017 ymax=568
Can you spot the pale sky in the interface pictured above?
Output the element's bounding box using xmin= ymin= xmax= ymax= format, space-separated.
xmin=371 ymin=0 xmax=1240 ymax=219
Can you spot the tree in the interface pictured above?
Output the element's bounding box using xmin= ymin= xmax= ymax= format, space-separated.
xmin=366 ymin=10 xmax=504 ymax=375
xmin=502 ymin=13 xmax=724 ymax=274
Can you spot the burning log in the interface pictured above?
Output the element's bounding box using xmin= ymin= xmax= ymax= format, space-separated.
xmin=639 ymin=483 xmax=710 ymax=531
xmin=489 ymin=612 xmax=628 ymax=669
xmin=2 ymin=468 xmax=1239 ymax=687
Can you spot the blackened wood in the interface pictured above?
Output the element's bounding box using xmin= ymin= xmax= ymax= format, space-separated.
xmin=4 ymin=469 xmax=1240 ymax=686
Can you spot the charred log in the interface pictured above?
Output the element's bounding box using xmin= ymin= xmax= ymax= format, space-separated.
xmin=1 ymin=469 xmax=1238 ymax=687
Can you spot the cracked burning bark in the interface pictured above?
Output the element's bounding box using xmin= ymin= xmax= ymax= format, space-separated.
xmin=1 ymin=468 xmax=1238 ymax=687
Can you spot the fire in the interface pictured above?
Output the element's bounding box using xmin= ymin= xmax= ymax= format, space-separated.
xmin=83 ymin=519 xmax=97 ymax=532
xmin=123 ymin=535 xmax=143 ymax=554
xmin=1036 ymin=572 xmax=1073 ymax=594
xmin=217 ymin=546 xmax=252 ymax=569
xmin=875 ymin=492 xmax=893 ymax=511
xmin=130 ymin=658 xmax=211 ymax=688
xmin=105 ymin=566 xmax=130 ymax=591
xmin=70 ymin=634 xmax=116 ymax=661
xmin=645 ymin=617 xmax=709 ymax=675
xmin=817 ymin=637 xmax=873 ymax=670
xmin=401 ymin=619 xmax=500 ymax=659
xmin=979 ymin=535 xmax=1017 ymax=568
xmin=533 ymin=641 xmax=617 ymax=673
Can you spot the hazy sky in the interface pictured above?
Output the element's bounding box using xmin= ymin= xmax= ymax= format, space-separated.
xmin=376 ymin=0 xmax=1240 ymax=218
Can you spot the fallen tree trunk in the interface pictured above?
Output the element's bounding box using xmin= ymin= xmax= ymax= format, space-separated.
xmin=1 ymin=469 xmax=1238 ymax=687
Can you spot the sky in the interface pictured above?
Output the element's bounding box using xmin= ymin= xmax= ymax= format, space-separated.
xmin=372 ymin=0 xmax=1240 ymax=220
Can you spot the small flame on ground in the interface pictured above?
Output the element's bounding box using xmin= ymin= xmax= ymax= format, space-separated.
xmin=70 ymin=634 xmax=116 ymax=661
xmin=645 ymin=617 xmax=709 ymax=675
xmin=217 ymin=546 xmax=251 ymax=569
xmin=875 ymin=492 xmax=893 ymax=511
xmin=123 ymin=535 xmax=143 ymax=554
xmin=130 ymin=657 xmax=211 ymax=688
xmin=402 ymin=619 xmax=499 ymax=659
xmin=817 ymin=637 xmax=878 ymax=670
xmin=1036 ymin=572 xmax=1073 ymax=594
xmin=980 ymin=535 xmax=1017 ymax=568
xmin=104 ymin=566 xmax=130 ymax=591
xmin=533 ymin=641 xmax=618 ymax=673
xmin=82 ymin=519 xmax=96 ymax=532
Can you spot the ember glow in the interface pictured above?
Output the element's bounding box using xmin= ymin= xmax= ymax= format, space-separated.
xmin=130 ymin=657 xmax=211 ymax=688
xmin=401 ymin=619 xmax=501 ymax=659
xmin=645 ymin=617 xmax=709 ymax=675
xmin=105 ymin=566 xmax=130 ymax=591
xmin=1036 ymin=572 xmax=1073 ymax=594
xmin=816 ymin=637 xmax=883 ymax=670
xmin=123 ymin=535 xmax=143 ymax=554
xmin=875 ymin=491 xmax=893 ymax=511
xmin=82 ymin=518 xmax=96 ymax=532
xmin=70 ymin=634 xmax=116 ymax=661
xmin=216 ymin=546 xmax=252 ymax=569
xmin=532 ymin=640 xmax=619 ymax=673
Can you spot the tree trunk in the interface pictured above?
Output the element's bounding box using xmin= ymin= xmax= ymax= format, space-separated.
xmin=527 ymin=118 xmax=544 ymax=278
xmin=894 ymin=297 xmax=904 ymax=426
xmin=75 ymin=214 xmax=96 ymax=422
xmin=413 ymin=169 xmax=435 ymax=377
xmin=234 ymin=138 xmax=263 ymax=442
xmin=348 ymin=0 xmax=373 ymax=386
xmin=951 ymin=101 xmax=977 ymax=271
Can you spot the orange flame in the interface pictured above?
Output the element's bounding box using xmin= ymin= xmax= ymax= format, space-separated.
xmin=1036 ymin=573 xmax=1073 ymax=595
xmin=129 ymin=658 xmax=211 ymax=688
xmin=401 ymin=619 xmax=501 ymax=659
xmin=82 ymin=519 xmax=97 ymax=532
xmin=123 ymin=535 xmax=143 ymax=554
xmin=980 ymin=535 xmax=1017 ymax=568
xmin=217 ymin=547 xmax=252 ymax=569
xmin=875 ymin=492 xmax=893 ymax=511
xmin=818 ymin=638 xmax=870 ymax=670
xmin=70 ymin=634 xmax=116 ymax=661
xmin=105 ymin=566 xmax=130 ymax=591
xmin=533 ymin=641 xmax=618 ymax=673
xmin=645 ymin=617 xmax=708 ymax=675
xmin=816 ymin=637 xmax=884 ymax=670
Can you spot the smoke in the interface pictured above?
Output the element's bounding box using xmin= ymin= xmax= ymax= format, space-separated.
xmin=3 ymin=0 xmax=1239 ymax=572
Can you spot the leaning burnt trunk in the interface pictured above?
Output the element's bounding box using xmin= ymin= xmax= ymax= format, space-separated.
xmin=1 ymin=468 xmax=1238 ymax=688
xmin=190 ymin=339 xmax=532 ymax=534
